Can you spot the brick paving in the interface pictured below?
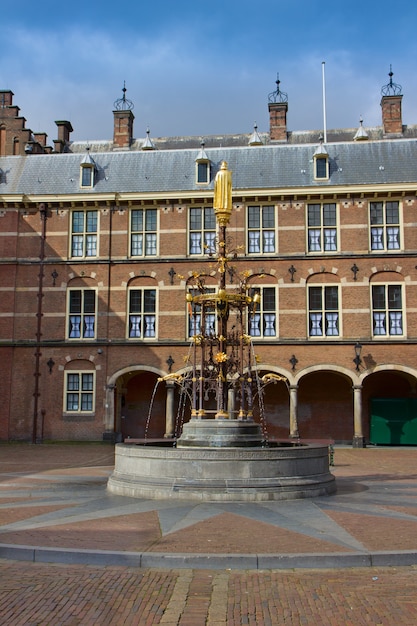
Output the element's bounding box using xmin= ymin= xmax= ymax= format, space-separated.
xmin=0 ymin=560 xmax=416 ymax=624
xmin=0 ymin=443 xmax=416 ymax=624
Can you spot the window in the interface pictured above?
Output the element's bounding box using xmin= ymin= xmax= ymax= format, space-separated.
xmin=248 ymin=287 xmax=276 ymax=337
xmin=71 ymin=210 xmax=98 ymax=257
xmin=372 ymin=284 xmax=403 ymax=336
xmin=307 ymin=203 xmax=337 ymax=252
xmin=315 ymin=156 xmax=328 ymax=179
xmin=128 ymin=288 xmax=156 ymax=338
xmin=188 ymin=288 xmax=216 ymax=338
xmin=65 ymin=372 xmax=95 ymax=413
xmin=308 ymin=286 xmax=339 ymax=337
xmin=68 ymin=289 xmax=96 ymax=339
xmin=195 ymin=144 xmax=210 ymax=184
xmin=247 ymin=205 xmax=276 ymax=254
xmin=196 ymin=161 xmax=210 ymax=184
xmin=80 ymin=150 xmax=96 ymax=188
xmin=189 ymin=207 xmax=216 ymax=255
xmin=370 ymin=201 xmax=400 ymax=251
xmin=80 ymin=166 xmax=94 ymax=188
xmin=130 ymin=209 xmax=157 ymax=256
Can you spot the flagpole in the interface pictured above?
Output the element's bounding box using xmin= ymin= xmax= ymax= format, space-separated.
xmin=322 ymin=61 xmax=327 ymax=144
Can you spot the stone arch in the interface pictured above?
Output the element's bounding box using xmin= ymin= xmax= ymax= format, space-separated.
xmin=295 ymin=364 xmax=355 ymax=441
xmin=107 ymin=364 xmax=168 ymax=439
xmin=360 ymin=362 xmax=417 ymax=385
xmin=295 ymin=363 xmax=355 ymax=386
xmin=360 ymin=364 xmax=417 ymax=444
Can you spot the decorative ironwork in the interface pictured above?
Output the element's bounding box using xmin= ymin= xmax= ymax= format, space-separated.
xmin=113 ymin=81 xmax=134 ymax=111
xmin=51 ymin=270 xmax=58 ymax=286
xmin=166 ymin=355 xmax=175 ymax=373
xmin=289 ymin=355 xmax=298 ymax=371
xmin=168 ymin=267 xmax=176 ymax=285
xmin=46 ymin=358 xmax=55 ymax=374
xmin=288 ymin=265 xmax=297 ymax=282
xmin=381 ymin=66 xmax=402 ymax=97
xmin=268 ymin=73 xmax=288 ymax=104
xmin=161 ymin=162 xmax=288 ymax=434
xmin=351 ymin=263 xmax=359 ymax=281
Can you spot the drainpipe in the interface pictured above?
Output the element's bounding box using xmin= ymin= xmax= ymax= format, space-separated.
xmin=32 ymin=203 xmax=47 ymax=443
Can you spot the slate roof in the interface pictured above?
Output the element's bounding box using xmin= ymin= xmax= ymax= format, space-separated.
xmin=1 ymin=138 xmax=417 ymax=197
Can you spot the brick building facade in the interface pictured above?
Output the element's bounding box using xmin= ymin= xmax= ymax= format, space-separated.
xmin=1 ymin=73 xmax=417 ymax=446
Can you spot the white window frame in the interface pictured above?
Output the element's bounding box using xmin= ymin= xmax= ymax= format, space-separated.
xmin=130 ymin=208 xmax=158 ymax=257
xmin=248 ymin=286 xmax=277 ymax=338
xmin=80 ymin=164 xmax=94 ymax=188
xmin=371 ymin=283 xmax=404 ymax=338
xmin=187 ymin=287 xmax=216 ymax=338
xmin=314 ymin=156 xmax=329 ymax=180
xmin=369 ymin=201 xmax=401 ymax=252
xmin=70 ymin=209 xmax=98 ymax=258
xmin=127 ymin=288 xmax=157 ymax=339
xmin=67 ymin=288 xmax=97 ymax=340
xmin=307 ymin=203 xmax=338 ymax=253
xmin=196 ymin=160 xmax=210 ymax=184
xmin=308 ymin=285 xmax=340 ymax=338
xmin=247 ymin=205 xmax=276 ymax=255
xmin=64 ymin=371 xmax=95 ymax=414
xmin=189 ymin=207 xmax=216 ymax=256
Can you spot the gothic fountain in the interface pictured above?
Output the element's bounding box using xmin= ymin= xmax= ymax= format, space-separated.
xmin=107 ymin=162 xmax=336 ymax=501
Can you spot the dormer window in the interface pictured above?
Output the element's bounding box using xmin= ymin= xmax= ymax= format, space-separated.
xmin=315 ymin=157 xmax=328 ymax=179
xmin=195 ymin=142 xmax=210 ymax=184
xmin=80 ymin=148 xmax=96 ymax=188
xmin=313 ymin=138 xmax=329 ymax=180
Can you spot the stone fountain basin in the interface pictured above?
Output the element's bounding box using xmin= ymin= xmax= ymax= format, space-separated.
xmin=107 ymin=441 xmax=336 ymax=502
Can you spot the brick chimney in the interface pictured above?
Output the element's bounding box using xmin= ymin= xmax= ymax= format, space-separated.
xmin=380 ymin=68 xmax=403 ymax=136
xmin=381 ymin=95 xmax=403 ymax=136
xmin=0 ymin=90 xmax=14 ymax=107
xmin=54 ymin=120 xmax=73 ymax=153
xmin=113 ymin=109 xmax=135 ymax=149
xmin=34 ymin=132 xmax=48 ymax=147
xmin=269 ymin=101 xmax=288 ymax=141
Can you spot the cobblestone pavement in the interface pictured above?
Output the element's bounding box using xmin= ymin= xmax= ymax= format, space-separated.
xmin=0 ymin=443 xmax=417 ymax=624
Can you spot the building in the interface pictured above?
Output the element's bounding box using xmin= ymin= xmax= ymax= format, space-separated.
xmin=1 ymin=70 xmax=417 ymax=447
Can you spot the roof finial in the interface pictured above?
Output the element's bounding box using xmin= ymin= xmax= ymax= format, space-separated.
xmin=381 ymin=65 xmax=402 ymax=96
xmin=248 ymin=122 xmax=263 ymax=146
xmin=268 ymin=73 xmax=288 ymax=104
xmin=113 ymin=81 xmax=134 ymax=111
xmin=353 ymin=116 xmax=369 ymax=141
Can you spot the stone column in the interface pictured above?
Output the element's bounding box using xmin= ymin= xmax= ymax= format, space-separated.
xmin=228 ymin=387 xmax=236 ymax=419
xmin=164 ymin=380 xmax=176 ymax=438
xmin=102 ymin=384 xmax=116 ymax=441
xmin=289 ymin=385 xmax=299 ymax=438
xmin=352 ymin=384 xmax=366 ymax=448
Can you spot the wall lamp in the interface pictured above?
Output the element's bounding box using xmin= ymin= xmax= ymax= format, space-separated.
xmin=353 ymin=342 xmax=362 ymax=371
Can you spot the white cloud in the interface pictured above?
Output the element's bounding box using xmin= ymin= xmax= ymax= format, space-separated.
xmin=2 ymin=24 xmax=417 ymax=145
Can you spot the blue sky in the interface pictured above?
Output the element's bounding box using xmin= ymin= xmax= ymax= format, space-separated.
xmin=2 ymin=0 xmax=417 ymax=142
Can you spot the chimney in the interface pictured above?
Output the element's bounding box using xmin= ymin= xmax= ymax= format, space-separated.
xmin=268 ymin=75 xmax=288 ymax=142
xmin=112 ymin=83 xmax=135 ymax=150
xmin=34 ymin=132 xmax=48 ymax=147
xmin=113 ymin=109 xmax=135 ymax=149
xmin=269 ymin=102 xmax=288 ymax=141
xmin=380 ymin=67 xmax=403 ymax=136
xmin=0 ymin=90 xmax=14 ymax=107
xmin=54 ymin=120 xmax=73 ymax=153
xmin=381 ymin=95 xmax=403 ymax=135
